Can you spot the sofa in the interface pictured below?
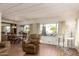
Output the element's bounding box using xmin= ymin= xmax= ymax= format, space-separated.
xmin=22 ymin=34 xmax=40 ymax=54
xmin=0 ymin=41 xmax=10 ymax=56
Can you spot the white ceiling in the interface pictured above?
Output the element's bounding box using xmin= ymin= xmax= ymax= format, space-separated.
xmin=0 ymin=3 xmax=79 ymax=23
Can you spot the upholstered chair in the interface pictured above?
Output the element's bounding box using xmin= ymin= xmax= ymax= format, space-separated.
xmin=22 ymin=34 xmax=40 ymax=54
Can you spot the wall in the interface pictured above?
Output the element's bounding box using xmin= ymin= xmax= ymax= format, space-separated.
xmin=65 ymin=19 xmax=76 ymax=47
xmin=58 ymin=21 xmax=65 ymax=36
xmin=58 ymin=19 xmax=76 ymax=47
xmin=2 ymin=19 xmax=17 ymax=24
xmin=29 ymin=23 xmax=40 ymax=34
xmin=17 ymin=18 xmax=61 ymax=25
xmin=75 ymin=19 xmax=79 ymax=52
xmin=65 ymin=20 xmax=76 ymax=37
xmin=17 ymin=25 xmax=22 ymax=35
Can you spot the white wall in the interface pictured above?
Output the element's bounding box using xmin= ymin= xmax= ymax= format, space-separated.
xmin=58 ymin=21 xmax=65 ymax=35
xmin=65 ymin=19 xmax=76 ymax=37
xmin=2 ymin=19 xmax=17 ymax=24
xmin=75 ymin=19 xmax=79 ymax=51
xmin=57 ymin=19 xmax=76 ymax=47
xmin=30 ymin=23 xmax=40 ymax=34
xmin=64 ymin=19 xmax=76 ymax=47
xmin=17 ymin=25 xmax=22 ymax=35
xmin=17 ymin=18 xmax=62 ymax=25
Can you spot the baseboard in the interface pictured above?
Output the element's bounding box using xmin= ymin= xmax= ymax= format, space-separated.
xmin=40 ymin=42 xmax=57 ymax=46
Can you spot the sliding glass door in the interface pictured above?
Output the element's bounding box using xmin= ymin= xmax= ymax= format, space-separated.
xmin=40 ymin=23 xmax=58 ymax=45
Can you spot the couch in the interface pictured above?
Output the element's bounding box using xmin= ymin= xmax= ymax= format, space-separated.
xmin=22 ymin=34 xmax=40 ymax=54
xmin=0 ymin=41 xmax=10 ymax=56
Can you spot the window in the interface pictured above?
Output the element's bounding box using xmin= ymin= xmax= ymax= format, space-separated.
xmin=1 ymin=23 xmax=11 ymax=34
xmin=6 ymin=26 xmax=10 ymax=33
xmin=40 ymin=23 xmax=58 ymax=36
xmin=24 ymin=25 xmax=30 ymax=33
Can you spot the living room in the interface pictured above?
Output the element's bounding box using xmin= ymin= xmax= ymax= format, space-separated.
xmin=0 ymin=3 xmax=79 ymax=56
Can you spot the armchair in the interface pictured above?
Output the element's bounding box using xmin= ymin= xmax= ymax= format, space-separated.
xmin=22 ymin=34 xmax=40 ymax=54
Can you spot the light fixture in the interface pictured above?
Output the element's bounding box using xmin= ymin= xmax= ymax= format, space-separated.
xmin=12 ymin=25 xmax=16 ymax=28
